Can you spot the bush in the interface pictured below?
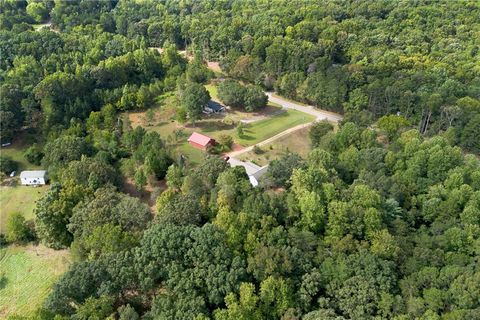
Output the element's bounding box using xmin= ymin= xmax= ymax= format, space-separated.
xmin=0 ymin=156 xmax=17 ymax=174
xmin=236 ymin=123 xmax=245 ymax=138
xmin=253 ymin=145 xmax=263 ymax=154
xmin=206 ymin=143 xmax=222 ymax=155
xmin=24 ymin=144 xmax=44 ymax=165
xmin=6 ymin=212 xmax=32 ymax=243
xmin=218 ymin=134 xmax=234 ymax=151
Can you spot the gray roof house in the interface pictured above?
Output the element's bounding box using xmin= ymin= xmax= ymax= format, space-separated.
xmin=204 ymin=101 xmax=226 ymax=114
xmin=227 ymin=157 xmax=268 ymax=187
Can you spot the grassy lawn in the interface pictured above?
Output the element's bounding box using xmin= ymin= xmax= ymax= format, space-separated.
xmin=205 ymin=84 xmax=219 ymax=101
xmin=148 ymin=108 xmax=313 ymax=145
xmin=0 ymin=186 xmax=48 ymax=234
xmin=0 ymin=245 xmax=70 ymax=318
xmin=239 ymin=126 xmax=313 ymax=166
xmin=1 ymin=132 xmax=42 ymax=172
xmin=236 ymin=109 xmax=314 ymax=145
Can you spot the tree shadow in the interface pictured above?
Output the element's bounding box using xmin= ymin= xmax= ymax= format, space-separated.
xmin=0 ymin=274 xmax=8 ymax=290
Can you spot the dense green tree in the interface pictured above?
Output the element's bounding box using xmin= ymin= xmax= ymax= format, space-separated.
xmin=26 ymin=2 xmax=48 ymax=23
xmin=0 ymin=156 xmax=17 ymax=174
xmin=42 ymin=136 xmax=90 ymax=176
xmin=244 ymin=85 xmax=268 ymax=112
xmin=5 ymin=212 xmax=32 ymax=243
xmin=180 ymin=82 xmax=210 ymax=125
xmin=308 ymin=121 xmax=333 ymax=148
xmin=23 ymin=144 xmax=44 ymax=165
xmin=218 ymin=79 xmax=267 ymax=111
xmin=217 ymin=79 xmax=246 ymax=108
xmin=461 ymin=114 xmax=480 ymax=154
xmin=265 ymin=153 xmax=304 ymax=188
xmin=377 ymin=115 xmax=410 ymax=141
xmin=35 ymin=183 xmax=87 ymax=249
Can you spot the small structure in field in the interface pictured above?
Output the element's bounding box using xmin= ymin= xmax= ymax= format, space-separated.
xmin=188 ymin=132 xmax=216 ymax=150
xmin=227 ymin=157 xmax=268 ymax=187
xmin=204 ymin=101 xmax=226 ymax=114
xmin=20 ymin=170 xmax=48 ymax=185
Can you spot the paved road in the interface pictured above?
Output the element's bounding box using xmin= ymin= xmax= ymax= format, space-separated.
xmin=266 ymin=92 xmax=343 ymax=122
xmin=228 ymin=94 xmax=343 ymax=158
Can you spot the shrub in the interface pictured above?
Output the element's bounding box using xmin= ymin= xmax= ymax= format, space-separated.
xmin=236 ymin=123 xmax=245 ymax=138
xmin=253 ymin=145 xmax=263 ymax=154
xmin=218 ymin=134 xmax=234 ymax=151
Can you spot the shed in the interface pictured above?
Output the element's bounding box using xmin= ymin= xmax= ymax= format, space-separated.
xmin=227 ymin=157 xmax=268 ymax=187
xmin=188 ymin=132 xmax=215 ymax=149
xmin=20 ymin=170 xmax=48 ymax=185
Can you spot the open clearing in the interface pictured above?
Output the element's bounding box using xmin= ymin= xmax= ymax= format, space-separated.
xmin=0 ymin=244 xmax=70 ymax=318
xmin=128 ymin=109 xmax=313 ymax=163
xmin=0 ymin=186 xmax=48 ymax=234
xmin=239 ymin=126 xmax=313 ymax=166
xmin=125 ymin=90 xmax=314 ymax=164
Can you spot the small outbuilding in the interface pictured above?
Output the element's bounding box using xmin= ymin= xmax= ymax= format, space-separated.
xmin=188 ymin=132 xmax=216 ymax=150
xmin=20 ymin=170 xmax=48 ymax=186
xmin=227 ymin=157 xmax=268 ymax=187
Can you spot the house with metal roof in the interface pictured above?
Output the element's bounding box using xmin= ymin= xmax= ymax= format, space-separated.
xmin=204 ymin=101 xmax=226 ymax=114
xmin=227 ymin=157 xmax=268 ymax=187
xmin=20 ymin=170 xmax=48 ymax=185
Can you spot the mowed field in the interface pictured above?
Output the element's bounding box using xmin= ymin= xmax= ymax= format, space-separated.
xmin=0 ymin=186 xmax=48 ymax=234
xmin=239 ymin=126 xmax=313 ymax=166
xmin=0 ymin=245 xmax=71 ymax=318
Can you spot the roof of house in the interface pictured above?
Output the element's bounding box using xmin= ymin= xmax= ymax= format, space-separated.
xmin=227 ymin=157 xmax=268 ymax=180
xmin=207 ymin=101 xmax=225 ymax=112
xmin=20 ymin=170 xmax=47 ymax=179
xmin=188 ymin=132 xmax=215 ymax=147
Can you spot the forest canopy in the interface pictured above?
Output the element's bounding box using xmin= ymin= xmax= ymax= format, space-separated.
xmin=0 ymin=0 xmax=479 ymax=319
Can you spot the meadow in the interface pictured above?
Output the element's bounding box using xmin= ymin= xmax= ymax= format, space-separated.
xmin=0 ymin=245 xmax=70 ymax=318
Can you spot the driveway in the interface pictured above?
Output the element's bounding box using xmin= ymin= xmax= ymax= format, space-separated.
xmin=227 ymin=94 xmax=343 ymax=157
xmin=266 ymin=93 xmax=343 ymax=122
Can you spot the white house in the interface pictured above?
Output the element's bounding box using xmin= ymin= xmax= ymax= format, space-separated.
xmin=20 ymin=170 xmax=48 ymax=186
xmin=227 ymin=157 xmax=268 ymax=187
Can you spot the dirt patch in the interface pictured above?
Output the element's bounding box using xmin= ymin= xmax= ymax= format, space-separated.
xmin=22 ymin=244 xmax=69 ymax=258
xmin=207 ymin=61 xmax=222 ymax=73
xmin=127 ymin=107 xmax=176 ymax=129
xmin=122 ymin=177 xmax=166 ymax=212
xmin=231 ymin=143 xmax=245 ymax=153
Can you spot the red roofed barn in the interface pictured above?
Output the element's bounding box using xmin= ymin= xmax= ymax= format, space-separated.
xmin=188 ymin=132 xmax=215 ymax=149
